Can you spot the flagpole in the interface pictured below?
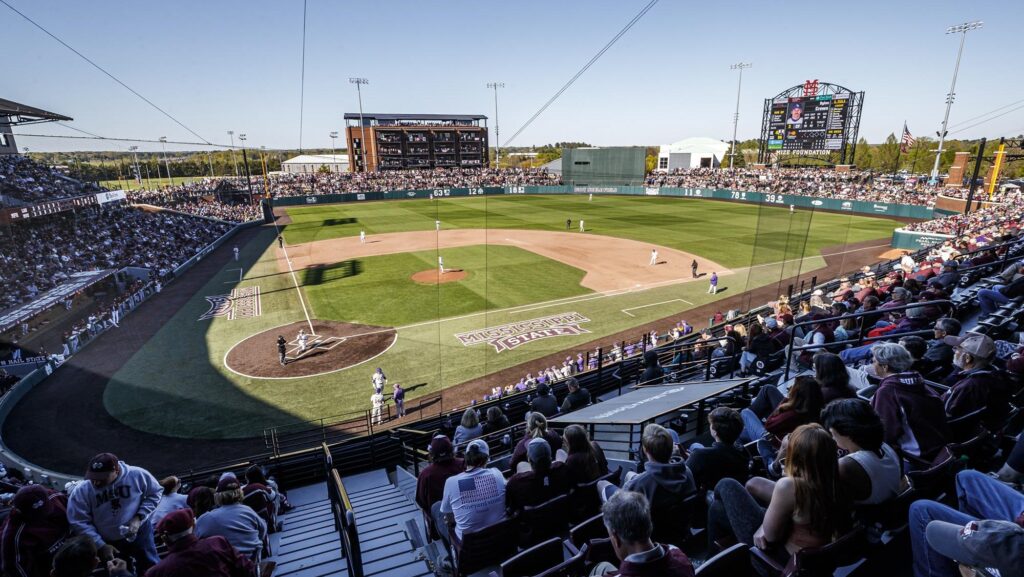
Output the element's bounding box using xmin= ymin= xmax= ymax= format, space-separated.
xmin=892 ymin=122 xmax=904 ymax=178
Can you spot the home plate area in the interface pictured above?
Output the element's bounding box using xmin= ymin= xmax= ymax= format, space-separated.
xmin=225 ymin=320 xmax=397 ymax=379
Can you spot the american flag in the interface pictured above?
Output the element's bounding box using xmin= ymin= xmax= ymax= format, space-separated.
xmin=900 ymin=124 xmax=916 ymax=154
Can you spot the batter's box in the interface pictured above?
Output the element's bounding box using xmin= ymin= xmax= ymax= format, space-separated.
xmin=285 ymin=334 xmax=348 ymax=361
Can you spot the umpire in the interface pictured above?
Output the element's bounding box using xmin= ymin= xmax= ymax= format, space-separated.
xmin=277 ymin=336 xmax=287 ymax=366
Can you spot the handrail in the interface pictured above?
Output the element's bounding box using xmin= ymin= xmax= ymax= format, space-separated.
xmin=783 ymin=299 xmax=952 ymax=379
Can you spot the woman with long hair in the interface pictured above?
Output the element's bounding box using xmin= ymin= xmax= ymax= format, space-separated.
xmin=510 ymin=412 xmax=563 ymax=473
xmin=813 ymin=353 xmax=857 ymax=404
xmin=559 ymin=424 xmax=609 ymax=485
xmin=710 ymin=424 xmax=846 ymax=560
xmin=452 ymin=408 xmax=483 ymax=446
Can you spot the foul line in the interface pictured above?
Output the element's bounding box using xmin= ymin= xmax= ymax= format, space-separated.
xmin=272 ymin=223 xmax=316 ymax=334
xmin=225 ymin=268 xmax=243 ymax=284
xmin=621 ymin=298 xmax=691 ymax=317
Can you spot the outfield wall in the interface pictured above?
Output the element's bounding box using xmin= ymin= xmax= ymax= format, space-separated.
xmin=272 ymin=185 xmax=936 ymax=221
xmin=890 ymin=229 xmax=954 ymax=250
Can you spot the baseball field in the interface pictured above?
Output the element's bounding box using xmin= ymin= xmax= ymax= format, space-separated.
xmin=102 ymin=194 xmax=902 ymax=439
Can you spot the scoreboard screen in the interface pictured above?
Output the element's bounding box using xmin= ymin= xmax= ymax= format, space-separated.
xmin=766 ymin=93 xmax=850 ymax=152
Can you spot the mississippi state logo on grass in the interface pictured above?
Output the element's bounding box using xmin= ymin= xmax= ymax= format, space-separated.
xmin=455 ymin=312 xmax=591 ymax=353
xmin=198 ymin=286 xmax=262 ymax=321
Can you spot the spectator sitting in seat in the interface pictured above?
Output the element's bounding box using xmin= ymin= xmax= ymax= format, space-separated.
xmin=976 ymin=273 xmax=1024 ymax=315
xmin=529 ymin=383 xmax=559 ymax=418
xmin=821 ymin=399 xmax=902 ymax=505
xmin=813 ymin=352 xmax=858 ymax=403
xmin=244 ymin=464 xmax=289 ymax=517
xmin=510 ymin=412 xmax=563 ymax=473
xmin=710 ymin=424 xmax=848 ymax=562
xmin=437 ymin=439 xmax=506 ymax=546
xmin=51 ymin=535 xmax=134 ymax=577
xmin=66 ymin=453 xmax=162 ymax=574
xmin=560 ymin=377 xmax=591 ymax=413
xmin=558 ymin=424 xmax=609 ymax=486
xmin=590 ymin=491 xmax=695 ymax=577
xmin=740 ymin=377 xmax=824 ymax=472
xmin=899 ymin=335 xmax=931 ymax=374
xmin=151 ymin=476 xmax=189 ymax=528
xmin=195 ymin=474 xmax=266 ymax=565
xmin=992 ymin=433 xmax=1024 ymax=486
xmin=147 ymin=509 xmax=257 ymax=577
xmin=417 ymin=435 xmax=465 ymax=540
xmin=481 ymin=406 xmax=510 ymax=435
xmin=869 ymin=343 xmax=950 ymax=466
xmin=1 ymin=485 xmax=70 ymax=577
xmin=922 ymin=318 xmax=961 ymax=376
xmin=452 ymin=408 xmax=483 ymax=446
xmin=640 ymin=350 xmax=666 ymax=385
xmin=927 ymin=260 xmax=960 ymax=291
xmin=685 ymin=407 xmax=750 ymax=491
xmin=188 ymin=487 xmax=217 ymax=518
xmin=621 ymin=424 xmax=696 ymax=512
xmin=941 ymin=333 xmax=1012 ymax=429
xmin=506 ymin=437 xmax=571 ymax=513
xmin=241 ymin=466 xmax=278 ymax=533
xmin=908 ymin=469 xmax=1024 ymax=577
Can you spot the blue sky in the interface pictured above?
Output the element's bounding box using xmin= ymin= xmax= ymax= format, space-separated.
xmin=6 ymin=0 xmax=1022 ymax=152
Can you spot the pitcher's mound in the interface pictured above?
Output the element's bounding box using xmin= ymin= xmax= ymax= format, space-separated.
xmin=225 ymin=320 xmax=396 ymax=379
xmin=411 ymin=269 xmax=467 ymax=285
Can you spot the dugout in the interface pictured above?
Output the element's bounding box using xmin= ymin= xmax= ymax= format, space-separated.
xmin=561 ymin=146 xmax=645 ymax=186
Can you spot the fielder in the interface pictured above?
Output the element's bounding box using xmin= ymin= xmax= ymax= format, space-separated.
xmin=438 ymin=255 xmax=445 ymax=274
xmin=371 ymin=367 xmax=387 ymax=394
xmin=649 ymin=249 xmax=658 ymax=266
xmin=371 ymin=391 xmax=384 ymax=425
xmin=360 ymin=230 xmax=366 ymax=244
xmin=579 ymin=219 xmax=585 ymax=232
xmin=709 ymin=272 xmax=719 ymax=294
xmin=790 ymin=205 xmax=795 ymax=214
xmin=435 ymin=220 xmax=441 ymax=231
xmin=297 ymin=329 xmax=309 ymax=353
xmin=233 ymin=246 xmax=239 ymax=261
xmin=589 ymin=193 xmax=593 ymax=201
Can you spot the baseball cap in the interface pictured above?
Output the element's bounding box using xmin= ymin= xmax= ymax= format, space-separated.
xmin=526 ymin=437 xmax=551 ymax=462
xmin=925 ymin=519 xmax=1024 ymax=576
xmin=812 ymin=289 xmax=824 ymax=296
xmin=891 ymin=287 xmax=911 ymax=300
xmin=216 ymin=473 xmax=241 ymax=493
xmin=428 ymin=435 xmax=453 ymax=459
xmin=466 ymin=439 xmax=490 ymax=458
xmin=765 ymin=318 xmax=779 ymax=329
xmin=85 ymin=453 xmax=118 ymax=480
xmin=12 ymin=485 xmax=55 ymax=519
xmin=944 ymin=260 xmax=960 ymax=269
xmin=944 ymin=333 xmax=996 ymax=359
xmin=155 ymin=508 xmax=195 ymax=540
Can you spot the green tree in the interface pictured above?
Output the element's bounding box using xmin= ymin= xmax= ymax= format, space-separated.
xmin=875 ymin=133 xmax=900 ymax=174
xmin=853 ymin=137 xmax=874 ymax=170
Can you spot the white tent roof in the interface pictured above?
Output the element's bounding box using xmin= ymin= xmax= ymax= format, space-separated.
xmin=282 ymin=154 xmax=349 ymax=165
xmin=660 ymin=137 xmax=730 ymax=157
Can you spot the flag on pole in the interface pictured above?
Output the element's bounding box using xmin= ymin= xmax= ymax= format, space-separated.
xmin=900 ymin=124 xmax=916 ymax=153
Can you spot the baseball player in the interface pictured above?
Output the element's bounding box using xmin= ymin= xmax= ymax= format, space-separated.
xmin=566 ymin=218 xmax=572 ymax=231
xmin=360 ymin=230 xmax=366 ymax=244
xmin=277 ymin=235 xmax=284 ymax=248
xmin=297 ymin=329 xmax=308 ymax=353
xmin=589 ymin=193 xmax=593 ymax=201
xmin=233 ymin=246 xmax=239 ymax=261
xmin=708 ymin=272 xmax=718 ymax=294
xmin=393 ymin=383 xmax=405 ymax=418
xmin=277 ymin=335 xmax=287 ymax=366
xmin=649 ymin=249 xmax=658 ymax=266
xmin=435 ymin=220 xmax=441 ymax=231
xmin=691 ymin=259 xmax=699 ymax=278
xmin=438 ymin=256 xmax=445 ymax=274
xmin=371 ymin=367 xmax=387 ymax=394
xmin=371 ymin=391 xmax=385 ymax=425
xmin=579 ymin=219 xmax=585 ymax=232
xmin=790 ymin=205 xmax=795 ymax=214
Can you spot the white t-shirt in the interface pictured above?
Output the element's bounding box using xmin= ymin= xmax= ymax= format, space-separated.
xmin=440 ymin=467 xmax=507 ymax=539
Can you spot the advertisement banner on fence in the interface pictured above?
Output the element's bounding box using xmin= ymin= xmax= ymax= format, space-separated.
xmin=96 ymin=190 xmax=127 ymax=204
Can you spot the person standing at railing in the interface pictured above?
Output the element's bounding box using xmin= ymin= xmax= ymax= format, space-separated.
xmin=393 ymin=383 xmax=406 ymax=418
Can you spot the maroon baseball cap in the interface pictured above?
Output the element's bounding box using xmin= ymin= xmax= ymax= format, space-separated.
xmin=216 ymin=473 xmax=241 ymax=493
xmin=155 ymin=508 xmax=195 ymax=539
xmin=85 ymin=453 xmax=119 ymax=480
xmin=12 ymin=485 xmax=55 ymax=519
xmin=429 ymin=435 xmax=453 ymax=459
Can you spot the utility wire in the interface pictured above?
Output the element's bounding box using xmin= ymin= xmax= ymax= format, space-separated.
xmin=950 ymin=102 xmax=1024 ymax=135
xmin=502 ymin=0 xmax=659 ymax=147
xmin=1 ymin=0 xmax=211 ymax=145
xmin=948 ymin=97 xmax=1024 ymax=129
xmin=13 ymin=132 xmax=236 ymax=148
xmin=298 ymin=0 xmax=308 ymax=152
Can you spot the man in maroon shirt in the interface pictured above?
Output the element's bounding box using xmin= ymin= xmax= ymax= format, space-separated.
xmin=1 ymin=485 xmax=71 ymax=577
xmin=415 ymin=435 xmax=465 ymax=539
xmin=592 ymin=491 xmax=694 ymax=577
xmin=147 ymin=509 xmax=256 ymax=577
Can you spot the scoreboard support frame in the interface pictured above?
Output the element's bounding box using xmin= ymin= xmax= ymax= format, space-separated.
xmin=757 ymin=82 xmax=864 ymax=167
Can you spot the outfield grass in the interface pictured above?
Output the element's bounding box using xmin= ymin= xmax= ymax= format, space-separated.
xmin=281 ymin=195 xmax=902 ymax=268
xmin=303 ymin=245 xmax=591 ymax=327
xmin=104 ymin=195 xmax=901 ymax=439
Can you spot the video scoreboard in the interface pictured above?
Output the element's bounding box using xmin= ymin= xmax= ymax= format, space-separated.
xmin=766 ymin=93 xmax=850 ymax=152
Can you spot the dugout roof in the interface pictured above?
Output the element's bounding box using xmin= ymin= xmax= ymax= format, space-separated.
xmin=549 ymin=379 xmax=752 ymax=425
xmin=0 ymin=98 xmax=72 ymax=124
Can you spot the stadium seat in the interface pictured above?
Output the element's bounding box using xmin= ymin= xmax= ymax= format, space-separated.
xmin=569 ymin=513 xmax=607 ymax=550
xmin=695 ymin=543 xmax=752 ymax=577
xmin=535 ymin=543 xmax=588 ymax=577
xmin=650 ymin=491 xmax=704 ymax=548
xmin=496 ymin=537 xmax=565 ymax=577
xmin=568 ymin=467 xmax=621 ymax=523
xmin=519 ymin=493 xmax=571 ymax=547
xmin=750 ymin=526 xmax=866 ymax=577
xmin=449 ymin=515 xmax=518 ymax=577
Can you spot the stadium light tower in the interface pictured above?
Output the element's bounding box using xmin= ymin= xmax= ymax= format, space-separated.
xmin=349 ymin=78 xmax=370 ymax=172
xmin=931 ymin=20 xmax=983 ymax=182
xmin=227 ymin=130 xmax=239 ymax=178
xmin=159 ymin=136 xmax=174 ymax=186
xmin=329 ymin=131 xmax=338 ymax=157
xmin=729 ymin=63 xmax=752 ymax=170
xmin=128 ymin=146 xmax=141 ymax=185
xmin=487 ymin=82 xmax=505 ymax=168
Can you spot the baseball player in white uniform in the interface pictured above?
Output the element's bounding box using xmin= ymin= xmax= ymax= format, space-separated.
xmin=371 ymin=391 xmax=384 ymax=425
xmin=438 ymin=256 xmax=445 ymax=274
xmin=360 ymin=230 xmax=366 ymax=244
xmin=579 ymin=219 xmax=585 ymax=232
xmin=233 ymin=246 xmax=239 ymax=261
xmin=649 ymin=249 xmax=658 ymax=266
xmin=371 ymin=367 xmax=387 ymax=394
xmin=297 ymin=329 xmax=308 ymax=353
xmin=589 ymin=193 xmax=593 ymax=201
xmin=435 ymin=220 xmax=441 ymax=231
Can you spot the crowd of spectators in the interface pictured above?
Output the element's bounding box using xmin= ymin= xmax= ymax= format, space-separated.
xmin=128 ymin=184 xmax=261 ymax=223
xmin=0 ymin=204 xmax=231 ymax=311
xmin=903 ymin=201 xmax=1024 ymax=237
xmin=0 ymin=453 xmax=284 ymax=577
xmin=0 ymin=155 xmax=98 ymax=205
xmin=246 ymin=167 xmax=562 ymax=197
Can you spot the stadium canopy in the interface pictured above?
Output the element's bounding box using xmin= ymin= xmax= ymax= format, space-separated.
xmin=342 ymin=113 xmax=487 ymax=121
xmin=0 ymin=98 xmax=72 ymax=125
xmin=549 ymin=379 xmax=751 ymax=425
